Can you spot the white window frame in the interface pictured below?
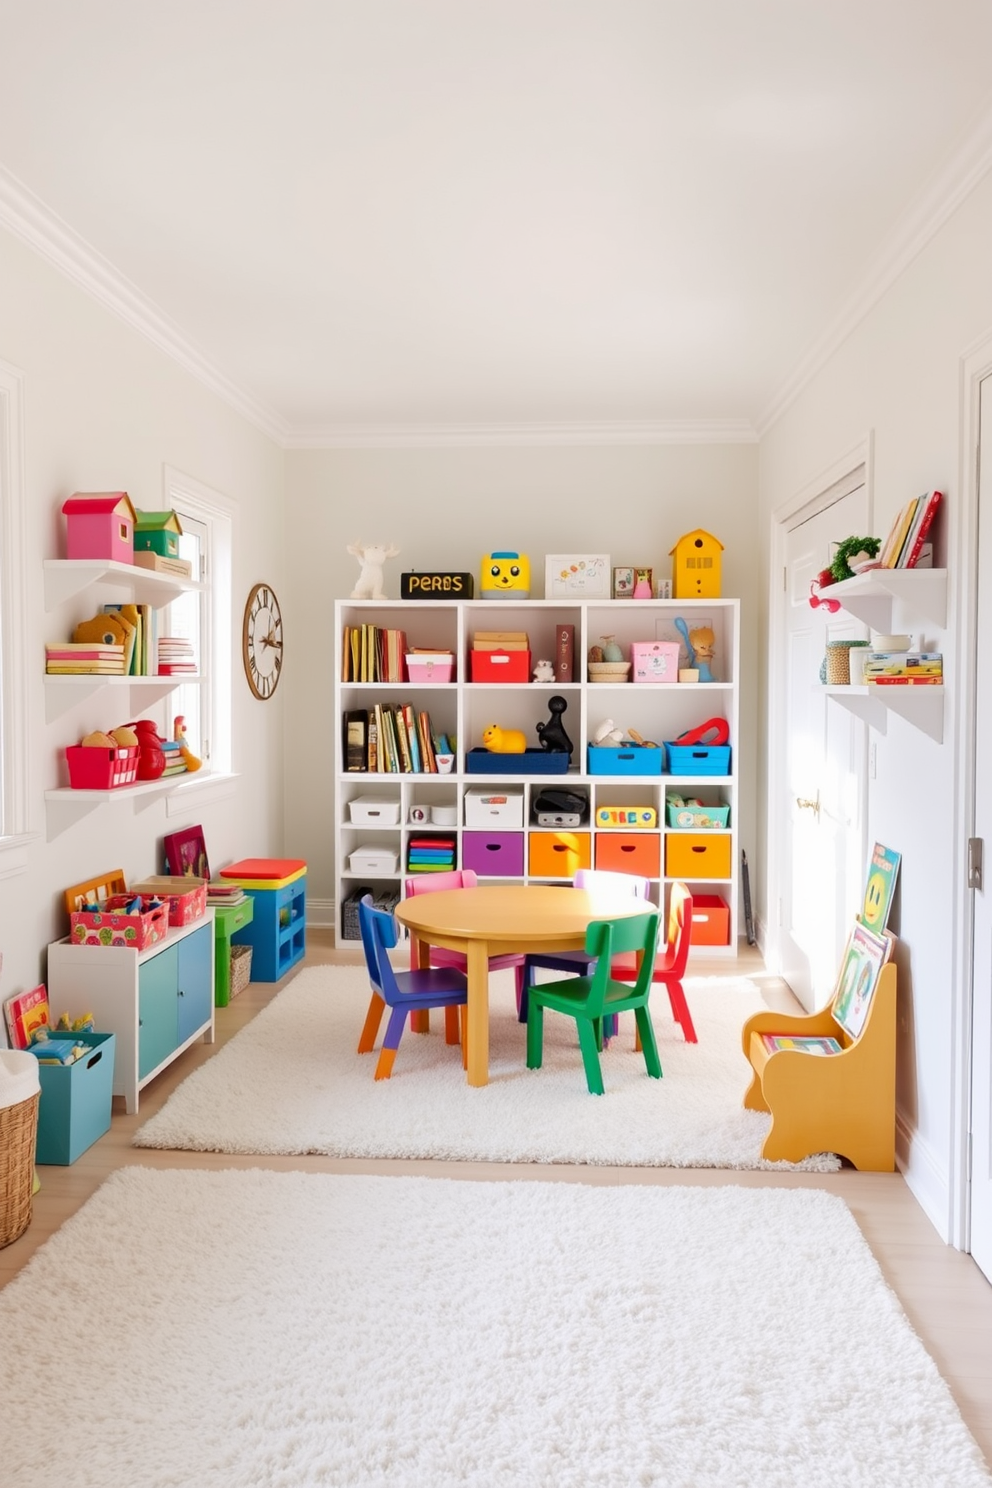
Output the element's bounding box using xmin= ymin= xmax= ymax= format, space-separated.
xmin=0 ymin=357 xmax=33 ymax=874
xmin=161 ymin=465 xmax=237 ymax=812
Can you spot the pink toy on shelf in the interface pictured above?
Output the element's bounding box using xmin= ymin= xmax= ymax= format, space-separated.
xmin=61 ymin=492 xmax=136 ymax=563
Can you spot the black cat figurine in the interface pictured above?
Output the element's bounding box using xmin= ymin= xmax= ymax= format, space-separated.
xmin=536 ymin=694 xmax=573 ymax=759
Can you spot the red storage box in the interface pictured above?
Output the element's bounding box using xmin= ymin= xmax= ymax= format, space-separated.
xmin=65 ymin=745 xmax=139 ymax=790
xmin=470 ymin=649 xmax=531 ymax=683
xmin=129 ymin=876 xmax=208 ymax=927
xmin=69 ymin=894 xmax=168 ymax=949
xmin=690 ymin=894 xmax=731 ymax=946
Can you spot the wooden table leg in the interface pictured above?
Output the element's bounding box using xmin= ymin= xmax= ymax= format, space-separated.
xmin=409 ymin=932 xmax=431 ymax=1035
xmin=466 ymin=938 xmax=490 ymax=1087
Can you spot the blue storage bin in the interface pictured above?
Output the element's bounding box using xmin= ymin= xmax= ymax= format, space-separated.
xmin=587 ymin=745 xmax=664 ymax=777
xmin=466 ymin=748 xmax=570 ymax=775
xmin=665 ymin=743 xmax=732 ymax=775
xmin=35 ymin=1032 xmax=115 ymax=1165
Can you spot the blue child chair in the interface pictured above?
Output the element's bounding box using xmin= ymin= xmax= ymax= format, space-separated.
xmin=356 ymin=894 xmax=468 ymax=1080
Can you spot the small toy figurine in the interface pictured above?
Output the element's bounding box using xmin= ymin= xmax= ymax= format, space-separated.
xmin=482 ymin=724 xmax=527 ymax=753
xmin=536 ymin=695 xmax=573 ymax=758
xmin=173 ymin=715 xmax=203 ymax=772
xmin=347 ymin=540 xmax=400 ymax=600
xmin=532 ymin=658 xmax=556 ymax=682
xmin=674 ymin=618 xmax=717 ymax=684
xmin=481 ymin=551 xmax=530 ymax=599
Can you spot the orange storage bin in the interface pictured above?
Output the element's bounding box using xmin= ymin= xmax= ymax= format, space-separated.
xmin=689 ymin=893 xmax=731 ymax=945
xmin=528 ymin=831 xmax=591 ymax=878
xmin=665 ymin=832 xmax=732 ymax=879
xmin=594 ymin=832 xmax=661 ymax=878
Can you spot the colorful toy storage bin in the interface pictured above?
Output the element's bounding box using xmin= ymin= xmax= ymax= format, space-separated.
xmin=34 ymin=1032 xmax=116 ymax=1165
xmin=529 ymin=832 xmax=592 ymax=879
xmin=129 ymin=877 xmax=207 ymax=927
xmin=690 ymin=894 xmax=731 ymax=946
xmin=665 ymin=799 xmax=731 ymax=830
xmin=405 ymin=652 xmax=455 ymax=683
xmin=594 ymin=832 xmax=661 ymax=878
xmin=665 ymin=833 xmax=733 ymax=880
xmin=664 ymin=742 xmax=732 ymax=775
xmin=469 ymin=649 xmax=531 ymax=683
xmin=65 ymin=745 xmax=140 ymax=790
xmin=463 ymin=832 xmax=525 ymax=877
xmin=222 ymin=859 xmax=307 ymax=982
xmin=466 ymin=749 xmax=569 ymax=775
xmin=70 ymin=896 xmax=168 ymax=949
xmin=587 ymin=745 xmax=664 ymax=776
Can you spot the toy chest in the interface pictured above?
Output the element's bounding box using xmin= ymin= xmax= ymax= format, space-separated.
xmin=348 ymin=796 xmax=402 ymax=827
xmin=34 ymin=1032 xmax=116 ymax=1165
xmin=466 ymin=748 xmax=569 ymax=775
xmin=405 ymin=653 xmax=455 ymax=683
xmin=464 ymin=788 xmax=525 ymax=828
xmin=65 ymin=745 xmax=140 ymax=790
xmin=463 ymin=831 xmax=525 ymax=877
xmin=69 ymin=896 xmax=168 ymax=949
xmin=349 ymin=846 xmax=399 ymax=875
xmin=587 ymin=745 xmax=664 ymax=777
xmin=594 ymin=832 xmax=661 ymax=878
xmin=665 ymin=743 xmax=731 ymax=776
xmin=469 ymin=649 xmax=531 ymax=683
xmin=665 ymin=833 xmax=732 ymax=880
xmin=665 ymin=801 xmax=731 ymax=829
xmin=631 ymin=641 xmax=680 ymax=683
xmin=690 ymin=894 xmax=731 ymax=946
xmin=529 ymin=832 xmax=592 ymax=878
xmin=129 ymin=876 xmax=207 ymax=926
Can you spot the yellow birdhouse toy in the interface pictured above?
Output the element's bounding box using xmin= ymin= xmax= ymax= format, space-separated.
xmin=670 ymin=529 xmax=723 ymax=599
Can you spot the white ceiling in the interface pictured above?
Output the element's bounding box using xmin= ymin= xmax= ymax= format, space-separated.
xmin=2 ymin=1 xmax=992 ymax=444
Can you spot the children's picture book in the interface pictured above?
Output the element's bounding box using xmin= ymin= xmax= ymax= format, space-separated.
xmin=831 ymin=922 xmax=894 ymax=1040
xmin=761 ymin=1034 xmax=842 ymax=1056
xmin=859 ymin=842 xmax=901 ymax=932
xmin=3 ymin=984 xmax=51 ymax=1049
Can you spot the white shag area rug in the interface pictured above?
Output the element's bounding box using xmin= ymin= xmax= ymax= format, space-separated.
xmin=1 ymin=1168 xmax=987 ymax=1488
xmin=134 ymin=965 xmax=840 ymax=1169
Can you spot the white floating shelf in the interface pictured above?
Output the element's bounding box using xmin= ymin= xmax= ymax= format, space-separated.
xmin=826 ymin=568 xmax=946 ymax=630
xmin=825 ymin=684 xmax=944 ymax=743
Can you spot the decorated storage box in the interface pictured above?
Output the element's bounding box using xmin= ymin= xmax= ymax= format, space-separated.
xmin=129 ymin=876 xmax=207 ymax=926
xmin=631 ymin=641 xmax=680 ymax=683
xmin=405 ymin=652 xmax=455 ymax=683
xmin=69 ymin=895 xmax=169 ymax=949
xmin=464 ymin=788 xmax=525 ymax=828
xmin=595 ymin=806 xmax=658 ymax=829
xmin=665 ymin=801 xmax=731 ymax=829
xmin=34 ymin=1032 xmax=116 ymax=1165
xmin=65 ymin=745 xmax=140 ymax=790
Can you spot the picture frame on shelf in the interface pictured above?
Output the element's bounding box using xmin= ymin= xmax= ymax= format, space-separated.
xmin=164 ymin=824 xmax=210 ymax=881
xmin=544 ymin=554 xmax=611 ymax=600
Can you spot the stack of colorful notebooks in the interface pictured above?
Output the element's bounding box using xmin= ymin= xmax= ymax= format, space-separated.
xmin=406 ymin=836 xmax=457 ymax=873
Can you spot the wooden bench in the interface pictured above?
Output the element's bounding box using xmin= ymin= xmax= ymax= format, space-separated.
xmin=741 ymin=963 xmax=896 ymax=1171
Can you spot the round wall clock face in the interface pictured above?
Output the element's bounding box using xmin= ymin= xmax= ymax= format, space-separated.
xmin=243 ymin=582 xmax=283 ymax=699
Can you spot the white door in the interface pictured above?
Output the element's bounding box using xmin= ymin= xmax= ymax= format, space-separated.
xmin=971 ymin=374 xmax=992 ymax=1282
xmin=779 ymin=486 xmax=869 ymax=1011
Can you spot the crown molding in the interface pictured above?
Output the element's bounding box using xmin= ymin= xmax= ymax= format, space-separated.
xmin=0 ymin=164 xmax=291 ymax=445
xmin=285 ymin=418 xmax=758 ymax=449
xmin=757 ymin=103 xmax=992 ymax=437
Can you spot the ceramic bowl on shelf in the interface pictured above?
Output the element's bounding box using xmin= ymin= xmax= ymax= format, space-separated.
xmin=872 ymin=634 xmax=912 ymax=651
xmin=587 ymin=662 xmax=631 ymax=682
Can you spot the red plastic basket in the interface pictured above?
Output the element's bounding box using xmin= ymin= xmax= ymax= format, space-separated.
xmin=65 ymin=745 xmax=140 ymax=790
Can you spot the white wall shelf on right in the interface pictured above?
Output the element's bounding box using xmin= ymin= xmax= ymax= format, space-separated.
xmin=825 ymin=568 xmax=946 ymax=630
xmin=825 ymin=685 xmax=943 ymax=742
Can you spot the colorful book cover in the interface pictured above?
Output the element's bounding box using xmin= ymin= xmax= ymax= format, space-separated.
xmin=859 ymin=843 xmax=901 ymax=932
xmin=761 ymin=1034 xmax=842 ymax=1056
xmin=831 ymin=921 xmax=893 ymax=1040
xmin=3 ymin=984 xmax=51 ymax=1050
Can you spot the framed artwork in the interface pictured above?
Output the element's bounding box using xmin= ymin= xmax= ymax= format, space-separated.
xmin=830 ymin=921 xmax=893 ymax=1040
xmin=164 ymin=824 xmax=210 ymax=881
xmin=544 ymin=554 xmax=611 ymax=600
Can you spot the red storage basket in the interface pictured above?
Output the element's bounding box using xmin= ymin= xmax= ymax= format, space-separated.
xmin=65 ymin=745 xmax=139 ymax=790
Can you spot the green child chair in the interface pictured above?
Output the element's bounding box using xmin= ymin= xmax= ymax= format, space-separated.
xmin=525 ymin=910 xmax=663 ymax=1095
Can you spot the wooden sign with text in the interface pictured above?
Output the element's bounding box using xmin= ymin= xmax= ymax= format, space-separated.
xmin=400 ymin=571 xmax=475 ymax=600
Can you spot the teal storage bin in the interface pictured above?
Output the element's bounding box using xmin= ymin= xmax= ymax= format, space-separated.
xmin=35 ymin=1032 xmax=115 ymax=1165
xmin=664 ymin=743 xmax=732 ymax=775
xmin=587 ymin=744 xmax=664 ymax=777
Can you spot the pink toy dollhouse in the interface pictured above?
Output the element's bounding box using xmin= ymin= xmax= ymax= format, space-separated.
xmin=62 ymin=492 xmax=136 ymax=563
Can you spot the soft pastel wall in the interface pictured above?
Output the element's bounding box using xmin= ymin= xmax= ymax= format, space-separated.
xmin=757 ymin=168 xmax=992 ymax=1238
xmin=283 ymin=442 xmax=760 ymax=919
xmin=0 ymin=225 xmax=287 ymax=1005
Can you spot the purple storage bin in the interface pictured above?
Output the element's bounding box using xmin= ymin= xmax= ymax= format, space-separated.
xmin=462 ymin=831 xmax=525 ymax=877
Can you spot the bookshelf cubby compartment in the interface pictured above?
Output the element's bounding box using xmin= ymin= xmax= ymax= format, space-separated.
xmin=335 ymin=597 xmax=741 ymax=954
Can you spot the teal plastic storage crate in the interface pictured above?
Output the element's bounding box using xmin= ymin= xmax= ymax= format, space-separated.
xmin=35 ymin=1032 xmax=115 ymax=1165
xmin=587 ymin=745 xmax=664 ymax=777
xmin=665 ymin=743 xmax=731 ymax=775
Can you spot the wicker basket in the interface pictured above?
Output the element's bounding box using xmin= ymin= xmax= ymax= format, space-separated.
xmin=229 ymin=944 xmax=253 ymax=999
xmin=824 ymin=640 xmax=867 ymax=686
xmin=0 ymin=1089 xmax=40 ymax=1249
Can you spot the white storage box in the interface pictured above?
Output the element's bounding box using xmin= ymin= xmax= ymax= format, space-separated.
xmin=348 ymin=797 xmax=401 ymax=827
xmin=464 ymin=788 xmax=525 ymax=828
xmin=349 ymin=846 xmax=400 ymax=875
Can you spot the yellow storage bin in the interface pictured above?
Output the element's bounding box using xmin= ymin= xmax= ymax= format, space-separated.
xmin=529 ymin=831 xmax=592 ymax=879
xmin=665 ymin=832 xmax=732 ymax=879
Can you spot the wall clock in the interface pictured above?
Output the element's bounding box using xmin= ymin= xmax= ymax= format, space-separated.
xmin=242 ymin=582 xmax=283 ymax=699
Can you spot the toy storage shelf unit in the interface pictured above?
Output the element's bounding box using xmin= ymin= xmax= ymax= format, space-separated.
xmin=46 ymin=916 xmax=215 ymax=1115
xmin=334 ymin=597 xmax=741 ymax=953
xmin=221 ymin=859 xmax=307 ymax=982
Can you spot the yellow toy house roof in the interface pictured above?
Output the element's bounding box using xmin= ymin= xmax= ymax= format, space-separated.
xmin=669 ymin=528 xmax=724 ymax=555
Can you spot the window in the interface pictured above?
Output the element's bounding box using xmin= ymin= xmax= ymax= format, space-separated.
xmin=160 ymin=467 xmax=234 ymax=809
xmin=0 ymin=357 xmax=31 ymax=871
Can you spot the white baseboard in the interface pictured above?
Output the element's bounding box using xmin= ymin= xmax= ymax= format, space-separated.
xmin=896 ymin=1110 xmax=952 ymax=1245
xmin=308 ymin=897 xmax=334 ymax=929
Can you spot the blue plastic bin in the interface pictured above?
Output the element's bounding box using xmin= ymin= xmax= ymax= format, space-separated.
xmin=587 ymin=745 xmax=664 ymax=777
xmin=465 ymin=748 xmax=570 ymax=775
xmin=664 ymin=743 xmax=732 ymax=775
xmin=35 ymin=1032 xmax=116 ymax=1165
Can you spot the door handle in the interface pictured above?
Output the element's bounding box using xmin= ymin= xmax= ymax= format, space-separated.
xmin=796 ymin=795 xmax=820 ymax=816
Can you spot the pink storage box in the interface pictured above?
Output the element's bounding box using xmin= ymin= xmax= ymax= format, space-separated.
xmin=405 ymin=653 xmax=455 ymax=683
xmin=69 ymin=894 xmax=168 ymax=950
xmin=631 ymin=641 xmax=680 ymax=683
xmin=129 ymin=876 xmax=208 ymax=927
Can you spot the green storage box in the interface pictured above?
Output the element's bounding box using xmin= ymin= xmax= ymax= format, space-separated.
xmin=35 ymin=1032 xmax=116 ymax=1165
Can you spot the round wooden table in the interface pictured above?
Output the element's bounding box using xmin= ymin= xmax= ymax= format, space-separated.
xmin=394 ymin=884 xmax=647 ymax=1086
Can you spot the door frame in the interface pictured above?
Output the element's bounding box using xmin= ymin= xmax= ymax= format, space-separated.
xmin=764 ymin=433 xmax=874 ymax=974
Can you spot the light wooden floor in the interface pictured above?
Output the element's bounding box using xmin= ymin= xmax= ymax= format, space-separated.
xmin=4 ymin=933 xmax=991 ymax=1467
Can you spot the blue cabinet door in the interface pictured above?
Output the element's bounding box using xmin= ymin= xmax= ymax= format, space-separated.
xmin=177 ymin=923 xmax=212 ymax=1043
xmin=139 ymin=944 xmax=178 ymax=1079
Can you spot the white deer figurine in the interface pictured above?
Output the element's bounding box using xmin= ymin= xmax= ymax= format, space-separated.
xmin=347 ymin=540 xmax=400 ymax=600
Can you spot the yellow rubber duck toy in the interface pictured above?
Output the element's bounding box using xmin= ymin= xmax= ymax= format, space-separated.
xmin=173 ymin=715 xmax=203 ymax=772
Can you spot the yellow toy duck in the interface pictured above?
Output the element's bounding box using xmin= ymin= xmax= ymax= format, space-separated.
xmin=174 ymin=715 xmax=203 ymax=772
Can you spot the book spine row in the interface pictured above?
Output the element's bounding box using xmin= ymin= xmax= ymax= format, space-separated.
xmin=341 ymin=625 xmax=408 ymax=684
xmin=345 ymin=705 xmax=441 ymax=773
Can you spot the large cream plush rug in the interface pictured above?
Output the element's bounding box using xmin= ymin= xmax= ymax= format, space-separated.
xmin=1 ymin=1169 xmax=987 ymax=1488
xmin=132 ymin=965 xmax=840 ymax=1170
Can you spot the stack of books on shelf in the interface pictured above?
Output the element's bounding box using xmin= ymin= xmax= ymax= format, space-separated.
xmin=205 ymin=879 xmax=247 ymax=907
xmin=864 ymin=652 xmax=943 ymax=685
xmin=341 ymin=624 xmax=408 ymax=683
xmin=345 ymin=705 xmax=445 ymax=773
xmin=46 ymin=642 xmax=127 ymax=675
xmin=160 ymin=740 xmax=187 ymax=777
xmin=407 ymin=836 xmax=457 ymax=873
xmin=878 ymin=489 xmax=942 ymax=569
xmin=157 ymin=636 xmax=197 ymax=676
